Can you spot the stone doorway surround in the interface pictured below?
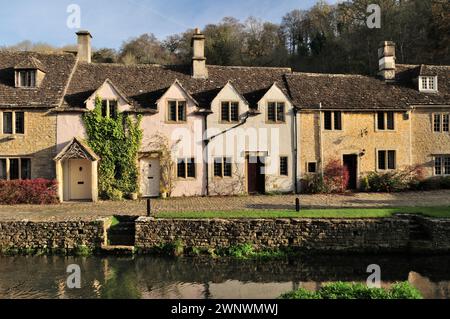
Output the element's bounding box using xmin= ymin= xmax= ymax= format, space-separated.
xmin=54 ymin=138 xmax=100 ymax=202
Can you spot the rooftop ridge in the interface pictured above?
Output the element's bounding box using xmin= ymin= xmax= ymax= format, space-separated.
xmin=289 ymin=72 xmax=368 ymax=78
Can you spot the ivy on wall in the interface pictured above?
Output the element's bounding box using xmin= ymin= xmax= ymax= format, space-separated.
xmin=83 ymin=96 xmax=143 ymax=200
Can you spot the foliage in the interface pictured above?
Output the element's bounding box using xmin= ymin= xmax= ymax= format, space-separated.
xmin=303 ymin=159 xmax=349 ymax=194
xmin=279 ymin=282 xmax=423 ymax=300
xmin=144 ymin=133 xmax=177 ymax=196
xmin=0 ymin=179 xmax=58 ymax=205
xmin=365 ymin=165 xmax=425 ymax=192
xmin=83 ymin=96 xmax=143 ymax=200
xmin=418 ymin=176 xmax=450 ymax=191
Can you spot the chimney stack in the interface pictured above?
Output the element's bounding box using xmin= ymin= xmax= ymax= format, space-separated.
xmin=76 ymin=30 xmax=92 ymax=63
xmin=378 ymin=41 xmax=396 ymax=81
xmin=191 ymin=28 xmax=208 ymax=79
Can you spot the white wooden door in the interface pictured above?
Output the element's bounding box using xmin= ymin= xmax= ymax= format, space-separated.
xmin=140 ymin=158 xmax=160 ymax=197
xmin=69 ymin=159 xmax=92 ymax=200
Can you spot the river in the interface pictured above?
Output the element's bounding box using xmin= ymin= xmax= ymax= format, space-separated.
xmin=0 ymin=254 xmax=449 ymax=299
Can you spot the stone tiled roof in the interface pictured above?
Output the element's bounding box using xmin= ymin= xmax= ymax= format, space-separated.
xmin=62 ymin=62 xmax=292 ymax=109
xmin=286 ymin=64 xmax=450 ymax=110
xmin=14 ymin=56 xmax=47 ymax=72
xmin=0 ymin=51 xmax=77 ymax=108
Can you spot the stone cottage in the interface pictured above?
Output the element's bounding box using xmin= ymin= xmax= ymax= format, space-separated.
xmin=0 ymin=30 xmax=449 ymax=202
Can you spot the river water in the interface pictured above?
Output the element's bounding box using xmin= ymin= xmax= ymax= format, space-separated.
xmin=0 ymin=254 xmax=449 ymax=299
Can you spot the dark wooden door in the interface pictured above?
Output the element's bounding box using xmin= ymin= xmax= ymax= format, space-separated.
xmin=247 ymin=156 xmax=265 ymax=194
xmin=343 ymin=154 xmax=358 ymax=190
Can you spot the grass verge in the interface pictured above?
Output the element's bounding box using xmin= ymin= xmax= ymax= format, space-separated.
xmin=156 ymin=206 xmax=450 ymax=219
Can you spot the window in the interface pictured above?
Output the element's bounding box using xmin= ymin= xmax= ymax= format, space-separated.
xmin=177 ymin=158 xmax=195 ymax=179
xmin=378 ymin=150 xmax=396 ymax=170
xmin=214 ymin=157 xmax=232 ymax=178
xmin=101 ymin=100 xmax=118 ymax=119
xmin=0 ymin=158 xmax=31 ymax=180
xmin=267 ymin=102 xmax=286 ymax=123
xmin=434 ymin=156 xmax=450 ymax=176
xmin=2 ymin=111 xmax=24 ymax=135
xmin=433 ymin=113 xmax=450 ymax=133
xmin=221 ymin=102 xmax=239 ymax=123
xmin=168 ymin=100 xmax=187 ymax=122
xmin=324 ymin=111 xmax=342 ymax=130
xmin=377 ymin=112 xmax=395 ymax=130
xmin=307 ymin=162 xmax=317 ymax=174
xmin=16 ymin=70 xmax=36 ymax=88
xmin=0 ymin=159 xmax=6 ymax=180
xmin=3 ymin=112 xmax=13 ymax=134
xmin=419 ymin=76 xmax=438 ymax=92
xmin=280 ymin=157 xmax=288 ymax=176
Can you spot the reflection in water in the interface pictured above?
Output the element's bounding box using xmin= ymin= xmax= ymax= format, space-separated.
xmin=0 ymin=255 xmax=449 ymax=299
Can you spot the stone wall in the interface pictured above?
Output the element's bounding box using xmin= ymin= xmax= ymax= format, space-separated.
xmin=0 ymin=219 xmax=106 ymax=251
xmin=135 ymin=217 xmax=413 ymax=253
xmin=0 ymin=109 xmax=57 ymax=179
xmin=418 ymin=217 xmax=450 ymax=251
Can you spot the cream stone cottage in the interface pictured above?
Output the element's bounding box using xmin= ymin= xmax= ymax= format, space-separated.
xmin=0 ymin=30 xmax=449 ymax=202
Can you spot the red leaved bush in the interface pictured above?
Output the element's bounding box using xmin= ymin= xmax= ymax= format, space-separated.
xmin=324 ymin=159 xmax=350 ymax=193
xmin=0 ymin=179 xmax=58 ymax=205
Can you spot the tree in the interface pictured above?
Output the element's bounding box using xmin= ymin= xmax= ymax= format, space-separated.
xmin=118 ymin=33 xmax=175 ymax=65
xmin=92 ymin=48 xmax=118 ymax=63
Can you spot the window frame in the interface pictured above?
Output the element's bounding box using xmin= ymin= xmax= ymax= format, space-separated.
xmin=15 ymin=69 xmax=37 ymax=88
xmin=376 ymin=112 xmax=396 ymax=131
xmin=279 ymin=156 xmax=289 ymax=176
xmin=434 ymin=155 xmax=450 ymax=176
xmin=419 ymin=76 xmax=438 ymax=93
xmin=377 ymin=150 xmax=397 ymax=171
xmin=220 ymin=101 xmax=240 ymax=123
xmin=1 ymin=111 xmax=25 ymax=135
xmin=101 ymin=99 xmax=119 ymax=119
xmin=267 ymin=101 xmax=286 ymax=124
xmin=307 ymin=162 xmax=318 ymax=174
xmin=213 ymin=157 xmax=233 ymax=178
xmin=433 ymin=113 xmax=450 ymax=133
xmin=176 ymin=158 xmax=196 ymax=180
xmin=167 ymin=100 xmax=187 ymax=123
xmin=323 ymin=111 xmax=343 ymax=131
xmin=0 ymin=157 xmax=32 ymax=180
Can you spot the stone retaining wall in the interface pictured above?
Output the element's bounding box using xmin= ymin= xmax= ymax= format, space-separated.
xmin=135 ymin=217 xmax=414 ymax=253
xmin=0 ymin=219 xmax=106 ymax=251
xmin=419 ymin=217 xmax=450 ymax=251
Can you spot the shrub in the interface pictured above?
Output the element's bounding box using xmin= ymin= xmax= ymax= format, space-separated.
xmin=0 ymin=179 xmax=58 ymax=205
xmin=279 ymin=282 xmax=422 ymax=300
xmin=302 ymin=159 xmax=349 ymax=194
xmin=365 ymin=165 xmax=425 ymax=193
xmin=419 ymin=176 xmax=450 ymax=191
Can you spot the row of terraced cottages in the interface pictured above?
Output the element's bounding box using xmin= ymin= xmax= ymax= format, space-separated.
xmin=1 ymin=30 xmax=449 ymax=201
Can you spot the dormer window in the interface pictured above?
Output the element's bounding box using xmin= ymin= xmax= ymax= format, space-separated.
xmin=16 ymin=70 xmax=36 ymax=88
xmin=419 ymin=76 xmax=438 ymax=92
xmin=101 ymin=100 xmax=118 ymax=119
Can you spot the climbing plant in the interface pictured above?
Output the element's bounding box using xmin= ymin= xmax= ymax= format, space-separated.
xmin=83 ymin=96 xmax=143 ymax=200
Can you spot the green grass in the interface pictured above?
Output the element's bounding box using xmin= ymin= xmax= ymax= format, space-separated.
xmin=156 ymin=206 xmax=450 ymax=219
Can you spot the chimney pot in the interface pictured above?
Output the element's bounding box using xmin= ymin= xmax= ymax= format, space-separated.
xmin=76 ymin=30 xmax=92 ymax=63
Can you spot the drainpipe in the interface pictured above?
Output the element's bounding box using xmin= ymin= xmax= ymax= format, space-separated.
xmin=319 ymin=103 xmax=324 ymax=177
xmin=409 ymin=107 xmax=414 ymax=166
xmin=293 ymin=106 xmax=299 ymax=194
xmin=203 ymin=113 xmax=210 ymax=196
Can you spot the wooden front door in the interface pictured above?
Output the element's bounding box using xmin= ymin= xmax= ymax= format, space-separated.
xmin=247 ymin=156 xmax=265 ymax=194
xmin=69 ymin=159 xmax=92 ymax=200
xmin=343 ymin=154 xmax=358 ymax=190
xmin=140 ymin=158 xmax=160 ymax=197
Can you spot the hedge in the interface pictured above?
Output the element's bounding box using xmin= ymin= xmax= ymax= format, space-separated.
xmin=0 ymin=179 xmax=58 ymax=205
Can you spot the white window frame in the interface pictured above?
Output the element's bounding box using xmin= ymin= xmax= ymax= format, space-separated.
xmin=434 ymin=155 xmax=450 ymax=176
xmin=1 ymin=111 xmax=25 ymax=135
xmin=101 ymin=100 xmax=118 ymax=119
xmin=15 ymin=70 xmax=37 ymax=88
xmin=377 ymin=149 xmax=397 ymax=172
xmin=0 ymin=157 xmax=31 ymax=180
xmin=419 ymin=76 xmax=438 ymax=93
xmin=433 ymin=113 xmax=450 ymax=133
xmin=176 ymin=158 xmax=196 ymax=180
